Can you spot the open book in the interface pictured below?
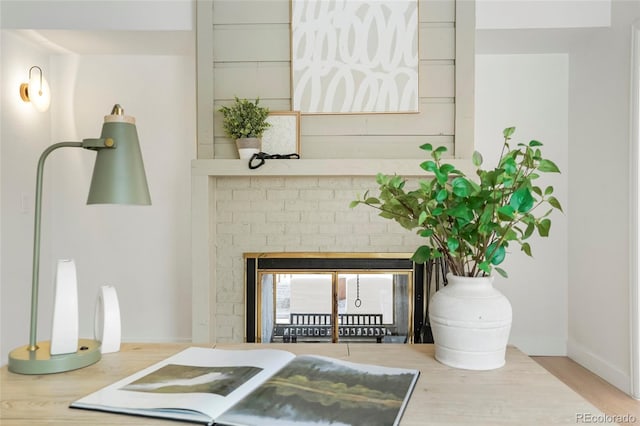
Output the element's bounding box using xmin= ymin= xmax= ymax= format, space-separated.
xmin=71 ymin=347 xmax=420 ymax=426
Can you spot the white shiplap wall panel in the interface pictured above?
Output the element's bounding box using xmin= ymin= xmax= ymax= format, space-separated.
xmin=300 ymin=103 xmax=455 ymax=136
xmin=215 ymin=62 xmax=454 ymax=100
xmin=213 ymin=24 xmax=290 ymax=62
xmin=212 ymin=0 xmax=290 ymax=25
xmin=215 ymin=62 xmax=290 ymax=99
xmin=420 ymin=62 xmax=455 ymax=98
xmin=420 ymin=25 xmax=456 ymax=60
xmin=420 ymin=0 xmax=456 ymax=22
xmin=215 ymin=135 xmax=453 ymax=159
xmin=209 ymin=0 xmax=462 ymax=159
xmin=301 ymin=135 xmax=454 ymax=159
xmin=214 ymin=102 xmax=454 ymax=138
xmin=212 ymin=140 xmax=242 ymax=159
xmin=213 ymin=0 xmax=455 ymax=25
xmin=214 ymin=24 xmax=455 ymax=63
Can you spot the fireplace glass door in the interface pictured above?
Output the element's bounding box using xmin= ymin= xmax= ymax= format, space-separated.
xmin=261 ymin=271 xmax=410 ymax=343
xmin=246 ymin=254 xmax=421 ymax=344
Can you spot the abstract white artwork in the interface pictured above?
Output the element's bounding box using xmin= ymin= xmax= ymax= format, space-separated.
xmin=292 ymin=0 xmax=419 ymax=114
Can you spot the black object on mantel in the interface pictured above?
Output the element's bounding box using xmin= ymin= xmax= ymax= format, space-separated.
xmin=249 ymin=152 xmax=300 ymax=169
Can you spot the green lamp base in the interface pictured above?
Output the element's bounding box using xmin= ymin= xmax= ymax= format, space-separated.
xmin=8 ymin=339 xmax=101 ymax=374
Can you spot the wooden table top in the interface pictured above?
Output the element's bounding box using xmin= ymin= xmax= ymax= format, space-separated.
xmin=1 ymin=343 xmax=604 ymax=425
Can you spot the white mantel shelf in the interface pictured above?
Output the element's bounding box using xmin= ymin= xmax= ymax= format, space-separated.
xmin=191 ymin=158 xmax=474 ymax=177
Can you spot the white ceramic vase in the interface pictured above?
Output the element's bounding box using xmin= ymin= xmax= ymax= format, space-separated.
xmin=429 ymin=273 xmax=512 ymax=370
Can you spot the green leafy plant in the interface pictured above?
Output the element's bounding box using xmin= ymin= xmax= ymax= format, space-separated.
xmin=218 ymin=97 xmax=271 ymax=139
xmin=351 ymin=127 xmax=563 ymax=278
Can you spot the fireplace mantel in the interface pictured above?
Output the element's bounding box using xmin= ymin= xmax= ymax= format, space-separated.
xmin=191 ymin=158 xmax=474 ymax=177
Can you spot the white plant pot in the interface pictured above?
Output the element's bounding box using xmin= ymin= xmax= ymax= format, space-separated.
xmin=429 ymin=273 xmax=512 ymax=370
xmin=236 ymin=137 xmax=261 ymax=160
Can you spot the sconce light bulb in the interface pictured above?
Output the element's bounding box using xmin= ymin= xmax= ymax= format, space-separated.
xmin=28 ymin=74 xmax=51 ymax=112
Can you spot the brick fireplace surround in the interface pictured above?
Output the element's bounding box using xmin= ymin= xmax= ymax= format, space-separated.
xmin=190 ymin=159 xmax=472 ymax=344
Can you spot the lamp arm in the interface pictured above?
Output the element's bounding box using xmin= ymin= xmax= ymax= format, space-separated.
xmin=28 ymin=139 xmax=114 ymax=351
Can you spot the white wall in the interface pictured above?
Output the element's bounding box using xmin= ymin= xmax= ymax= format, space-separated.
xmin=567 ymin=2 xmax=640 ymax=393
xmin=475 ymin=54 xmax=569 ymax=355
xmin=0 ymin=0 xmax=196 ymax=364
xmin=477 ymin=0 xmax=640 ymax=394
xmin=0 ymin=31 xmax=53 ymax=365
xmin=49 ymin=54 xmax=196 ymax=344
xmin=476 ymin=0 xmax=611 ymax=30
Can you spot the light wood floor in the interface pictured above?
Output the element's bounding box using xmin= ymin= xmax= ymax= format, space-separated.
xmin=533 ymin=356 xmax=640 ymax=420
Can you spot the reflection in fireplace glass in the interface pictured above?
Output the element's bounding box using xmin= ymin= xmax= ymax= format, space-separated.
xmin=260 ymin=271 xmax=410 ymax=343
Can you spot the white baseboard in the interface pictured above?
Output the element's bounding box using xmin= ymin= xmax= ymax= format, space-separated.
xmin=567 ymin=338 xmax=631 ymax=395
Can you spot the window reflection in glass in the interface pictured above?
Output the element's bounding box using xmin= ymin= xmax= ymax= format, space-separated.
xmin=338 ymin=274 xmax=393 ymax=322
xmin=260 ymin=271 xmax=410 ymax=343
xmin=276 ymin=273 xmax=332 ymax=323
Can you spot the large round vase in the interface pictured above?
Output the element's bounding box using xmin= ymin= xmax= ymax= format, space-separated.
xmin=429 ymin=274 xmax=512 ymax=370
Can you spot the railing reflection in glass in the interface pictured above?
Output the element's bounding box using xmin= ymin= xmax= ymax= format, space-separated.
xmin=260 ymin=271 xmax=410 ymax=343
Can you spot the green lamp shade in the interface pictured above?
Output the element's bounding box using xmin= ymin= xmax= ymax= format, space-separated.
xmin=87 ymin=118 xmax=151 ymax=205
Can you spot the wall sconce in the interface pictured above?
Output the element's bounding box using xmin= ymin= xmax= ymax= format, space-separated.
xmin=19 ymin=66 xmax=51 ymax=112
xmin=8 ymin=104 xmax=151 ymax=375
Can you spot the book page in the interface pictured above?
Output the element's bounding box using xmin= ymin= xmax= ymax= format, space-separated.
xmin=71 ymin=347 xmax=296 ymax=422
xmin=216 ymin=355 xmax=420 ymax=426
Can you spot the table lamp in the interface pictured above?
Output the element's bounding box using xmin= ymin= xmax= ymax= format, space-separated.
xmin=8 ymin=104 xmax=151 ymax=374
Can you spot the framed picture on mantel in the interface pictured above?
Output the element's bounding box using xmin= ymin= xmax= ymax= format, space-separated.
xmin=262 ymin=111 xmax=301 ymax=155
xmin=291 ymin=0 xmax=419 ymax=114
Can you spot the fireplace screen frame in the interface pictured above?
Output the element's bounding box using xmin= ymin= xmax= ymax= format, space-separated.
xmin=244 ymin=253 xmax=425 ymax=344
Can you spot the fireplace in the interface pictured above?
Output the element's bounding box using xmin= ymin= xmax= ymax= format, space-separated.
xmin=244 ymin=253 xmax=428 ymax=344
xmin=190 ymin=162 xmax=459 ymax=345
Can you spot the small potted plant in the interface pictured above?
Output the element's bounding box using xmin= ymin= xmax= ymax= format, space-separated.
xmin=219 ymin=97 xmax=271 ymax=159
xmin=351 ymin=127 xmax=563 ymax=370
